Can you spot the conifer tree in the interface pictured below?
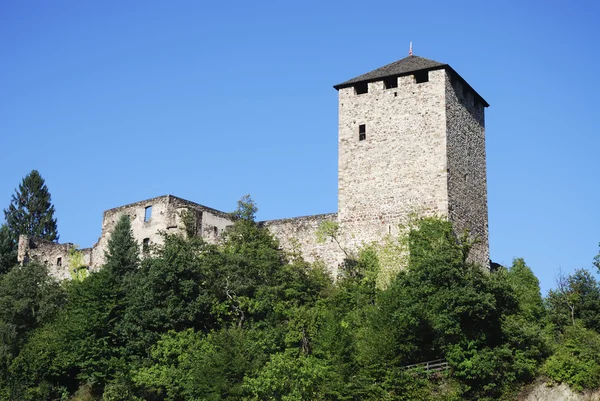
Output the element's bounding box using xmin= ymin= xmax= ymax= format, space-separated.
xmin=3 ymin=170 xmax=58 ymax=242
xmin=104 ymin=214 xmax=139 ymax=276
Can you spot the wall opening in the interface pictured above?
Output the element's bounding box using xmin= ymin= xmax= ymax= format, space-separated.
xmin=383 ymin=76 xmax=398 ymax=89
xmin=359 ymin=124 xmax=366 ymax=141
xmin=213 ymin=226 xmax=218 ymax=236
xmin=142 ymin=238 xmax=150 ymax=254
xmin=57 ymin=257 xmax=62 ymax=267
xmin=354 ymin=82 xmax=368 ymax=95
xmin=144 ymin=206 xmax=152 ymax=222
xmin=414 ymin=70 xmax=429 ymax=83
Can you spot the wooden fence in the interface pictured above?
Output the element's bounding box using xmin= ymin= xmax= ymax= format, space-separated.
xmin=401 ymin=359 xmax=449 ymax=373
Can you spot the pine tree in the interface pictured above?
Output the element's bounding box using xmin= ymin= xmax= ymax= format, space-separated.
xmin=104 ymin=214 xmax=139 ymax=276
xmin=3 ymin=170 xmax=59 ymax=242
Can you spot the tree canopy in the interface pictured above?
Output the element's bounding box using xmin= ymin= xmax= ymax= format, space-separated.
xmin=3 ymin=170 xmax=59 ymax=243
xmin=0 ymin=197 xmax=598 ymax=400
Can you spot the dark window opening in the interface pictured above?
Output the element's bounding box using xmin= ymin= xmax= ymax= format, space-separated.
xmin=213 ymin=226 xmax=218 ymax=236
xmin=144 ymin=206 xmax=152 ymax=222
xmin=142 ymin=238 xmax=150 ymax=253
xmin=57 ymin=257 xmax=62 ymax=267
xmin=383 ymin=77 xmax=398 ymax=89
xmin=359 ymin=124 xmax=366 ymax=141
xmin=394 ymin=92 xmax=398 ymax=97
xmin=355 ymin=82 xmax=368 ymax=95
xmin=414 ymin=70 xmax=429 ymax=83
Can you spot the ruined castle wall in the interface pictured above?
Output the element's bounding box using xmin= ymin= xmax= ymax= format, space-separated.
xmin=90 ymin=195 xmax=179 ymax=268
xmin=337 ymin=69 xmax=449 ymax=251
xmin=167 ymin=196 xmax=234 ymax=244
xmin=201 ymin=211 xmax=234 ymax=243
xmin=261 ymin=213 xmax=343 ymax=272
xmin=17 ymin=236 xmax=92 ymax=280
xmin=89 ymin=196 xmax=235 ymax=268
xmin=445 ymin=74 xmax=490 ymax=267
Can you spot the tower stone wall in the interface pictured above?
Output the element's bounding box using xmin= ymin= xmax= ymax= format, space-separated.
xmin=338 ymin=69 xmax=450 ymax=249
xmin=445 ymin=74 xmax=489 ymax=265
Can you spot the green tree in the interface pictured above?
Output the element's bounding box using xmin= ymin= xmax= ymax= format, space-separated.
xmin=9 ymin=215 xmax=141 ymax=398
xmin=506 ymin=258 xmax=545 ymax=322
xmin=104 ymin=214 xmax=139 ymax=277
xmin=134 ymin=328 xmax=267 ymax=401
xmin=543 ymin=324 xmax=600 ymax=391
xmin=4 ymin=170 xmax=59 ymax=242
xmin=0 ymin=224 xmax=17 ymax=275
xmin=0 ymin=262 xmax=65 ymax=397
xmin=119 ymin=234 xmax=221 ymax=356
xmin=547 ymin=269 xmax=600 ymax=332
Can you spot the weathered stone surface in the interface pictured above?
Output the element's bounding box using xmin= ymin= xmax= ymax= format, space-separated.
xmin=445 ymin=73 xmax=489 ymax=265
xmin=337 ymin=67 xmax=489 ymax=267
xmin=18 ymin=195 xmax=235 ymax=276
xmin=261 ymin=213 xmax=343 ymax=272
xmin=520 ymin=380 xmax=600 ymax=401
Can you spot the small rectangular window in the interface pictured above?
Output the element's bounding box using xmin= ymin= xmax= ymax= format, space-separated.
xmin=414 ymin=70 xmax=429 ymax=84
xmin=144 ymin=206 xmax=152 ymax=222
xmin=142 ymin=238 xmax=150 ymax=253
xmin=57 ymin=257 xmax=62 ymax=267
xmin=359 ymin=124 xmax=366 ymax=141
xmin=355 ymin=82 xmax=368 ymax=95
xmin=383 ymin=77 xmax=398 ymax=89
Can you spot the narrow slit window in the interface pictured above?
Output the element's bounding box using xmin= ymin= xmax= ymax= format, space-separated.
xmin=355 ymin=82 xmax=368 ymax=95
xmin=57 ymin=257 xmax=62 ymax=267
xmin=384 ymin=76 xmax=398 ymax=89
xmin=414 ymin=70 xmax=429 ymax=83
xmin=359 ymin=124 xmax=366 ymax=141
xmin=144 ymin=206 xmax=152 ymax=222
xmin=142 ymin=238 xmax=150 ymax=253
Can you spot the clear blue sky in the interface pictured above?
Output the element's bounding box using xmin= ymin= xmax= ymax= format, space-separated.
xmin=1 ymin=0 xmax=598 ymax=294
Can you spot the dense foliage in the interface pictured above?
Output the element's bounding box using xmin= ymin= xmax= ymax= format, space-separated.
xmin=0 ymin=195 xmax=598 ymax=400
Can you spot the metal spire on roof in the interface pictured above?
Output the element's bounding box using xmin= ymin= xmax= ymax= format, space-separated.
xmin=409 ymin=41 xmax=413 ymax=56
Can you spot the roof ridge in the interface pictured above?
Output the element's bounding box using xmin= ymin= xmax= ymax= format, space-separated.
xmin=333 ymin=55 xmax=446 ymax=89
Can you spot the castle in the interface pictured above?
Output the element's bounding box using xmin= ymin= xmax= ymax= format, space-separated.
xmin=18 ymin=54 xmax=490 ymax=279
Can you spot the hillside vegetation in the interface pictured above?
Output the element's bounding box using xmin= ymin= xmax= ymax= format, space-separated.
xmin=0 ymin=197 xmax=599 ymax=400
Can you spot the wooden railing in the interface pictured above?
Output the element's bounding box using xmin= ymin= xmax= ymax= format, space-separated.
xmin=401 ymin=359 xmax=449 ymax=373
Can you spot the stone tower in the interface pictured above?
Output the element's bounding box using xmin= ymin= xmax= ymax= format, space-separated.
xmin=334 ymin=55 xmax=490 ymax=266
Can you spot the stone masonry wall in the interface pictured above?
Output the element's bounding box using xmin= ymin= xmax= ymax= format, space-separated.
xmin=17 ymin=236 xmax=92 ymax=280
xmin=18 ymin=195 xmax=235 ymax=277
xmin=337 ymin=69 xmax=449 ymax=252
xmin=261 ymin=213 xmax=343 ymax=273
xmin=90 ymin=195 xmax=176 ymax=269
xmin=445 ymin=74 xmax=490 ymax=267
xmin=90 ymin=195 xmax=234 ymax=268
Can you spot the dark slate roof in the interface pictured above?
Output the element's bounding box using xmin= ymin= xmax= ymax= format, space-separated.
xmin=334 ymin=55 xmax=445 ymax=89
xmin=333 ymin=55 xmax=489 ymax=107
